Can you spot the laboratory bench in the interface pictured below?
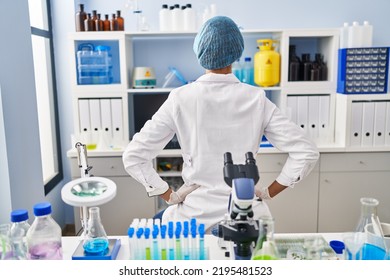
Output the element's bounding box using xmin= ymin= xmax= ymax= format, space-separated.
xmin=61 ymin=232 xmax=344 ymax=260
xmin=66 ymin=148 xmax=390 ymax=236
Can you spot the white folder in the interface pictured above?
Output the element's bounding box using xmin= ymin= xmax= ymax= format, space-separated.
xmin=385 ymin=101 xmax=390 ymax=146
xmin=89 ymin=99 xmax=101 ymax=133
xmin=350 ymin=102 xmax=363 ymax=146
xmin=361 ymin=102 xmax=375 ymax=147
xmin=78 ymin=99 xmax=91 ymax=134
xmin=297 ymin=95 xmax=309 ymax=135
xmin=286 ymin=95 xmax=298 ymax=124
xmin=373 ymin=101 xmax=386 ymax=146
xmin=318 ymin=95 xmax=330 ymax=143
xmin=111 ymin=98 xmax=123 ymax=143
xmin=100 ymin=99 xmax=113 ymax=138
xmin=308 ymin=95 xmax=320 ymax=141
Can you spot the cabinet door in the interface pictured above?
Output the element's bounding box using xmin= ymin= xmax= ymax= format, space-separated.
xmin=318 ymin=171 xmax=390 ymax=232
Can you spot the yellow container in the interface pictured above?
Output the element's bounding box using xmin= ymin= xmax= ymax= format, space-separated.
xmin=254 ymin=39 xmax=280 ymax=87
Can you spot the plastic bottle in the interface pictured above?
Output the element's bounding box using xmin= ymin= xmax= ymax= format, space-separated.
xmin=348 ymin=21 xmax=363 ymax=48
xmin=10 ymin=209 xmax=30 ymax=260
xmin=159 ymin=4 xmax=170 ymax=31
xmin=355 ymin=197 xmax=379 ymax=232
xmin=361 ymin=21 xmax=373 ymax=48
xmin=0 ymin=223 xmax=13 ymax=260
xmin=241 ymin=57 xmax=254 ymax=85
xmin=254 ymin=39 xmax=280 ymax=87
xmin=83 ymin=207 xmax=109 ymax=255
xmin=116 ymin=10 xmax=124 ymax=31
xmin=232 ymin=59 xmax=242 ymax=81
xmin=288 ymin=45 xmax=300 ymax=81
xmin=251 ymin=216 xmax=279 ymax=260
xmin=103 ymin=14 xmax=111 ymax=31
xmin=171 ymin=4 xmax=183 ymax=31
xmin=183 ymin=4 xmax=196 ymax=31
xmin=75 ymin=3 xmax=87 ymax=32
xmin=26 ymin=202 xmax=63 ymax=260
xmin=340 ymin=22 xmax=349 ymax=49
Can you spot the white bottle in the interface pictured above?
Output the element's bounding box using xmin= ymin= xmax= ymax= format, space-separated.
xmin=361 ymin=21 xmax=373 ymax=47
xmin=348 ymin=21 xmax=363 ymax=48
xmin=159 ymin=4 xmax=170 ymax=31
xmin=184 ymin=4 xmax=197 ymax=31
xmin=171 ymin=4 xmax=182 ymax=31
xmin=340 ymin=22 xmax=349 ymax=49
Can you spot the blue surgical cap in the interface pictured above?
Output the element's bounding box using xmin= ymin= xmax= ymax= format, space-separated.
xmin=193 ymin=16 xmax=244 ymax=70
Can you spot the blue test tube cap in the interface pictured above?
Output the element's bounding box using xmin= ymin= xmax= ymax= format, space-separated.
xmin=136 ymin=227 xmax=144 ymax=238
xmin=191 ymin=228 xmax=197 ymax=238
xmin=183 ymin=228 xmax=189 ymax=238
xmin=161 ymin=225 xmax=167 ymax=239
xmin=144 ymin=227 xmax=151 ymax=239
xmin=198 ymin=224 xmax=205 ymax=238
xmin=128 ymin=227 xmax=135 ymax=238
xmin=183 ymin=221 xmax=189 ymax=231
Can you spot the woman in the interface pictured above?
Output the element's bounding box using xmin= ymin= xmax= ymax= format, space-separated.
xmin=122 ymin=16 xmax=319 ymax=231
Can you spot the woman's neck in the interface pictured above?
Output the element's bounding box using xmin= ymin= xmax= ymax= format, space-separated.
xmin=206 ymin=65 xmax=232 ymax=74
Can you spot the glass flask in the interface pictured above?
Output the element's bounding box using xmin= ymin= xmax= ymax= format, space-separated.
xmin=355 ymin=197 xmax=379 ymax=232
xmin=83 ymin=207 xmax=109 ymax=255
xmin=251 ymin=216 xmax=279 ymax=260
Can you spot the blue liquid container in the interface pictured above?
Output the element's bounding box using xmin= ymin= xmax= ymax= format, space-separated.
xmin=83 ymin=207 xmax=109 ymax=256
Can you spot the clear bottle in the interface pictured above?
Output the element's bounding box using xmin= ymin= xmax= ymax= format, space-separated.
xmin=159 ymin=4 xmax=170 ymax=31
xmin=10 ymin=209 xmax=30 ymax=260
xmin=26 ymin=202 xmax=63 ymax=260
xmin=251 ymin=216 xmax=279 ymax=260
xmin=232 ymin=59 xmax=243 ymax=81
xmin=0 ymin=223 xmax=13 ymax=260
xmin=83 ymin=207 xmax=109 ymax=255
xmin=355 ymin=197 xmax=379 ymax=232
xmin=75 ymin=3 xmax=87 ymax=32
xmin=241 ymin=57 xmax=254 ymax=85
xmin=116 ymin=10 xmax=124 ymax=31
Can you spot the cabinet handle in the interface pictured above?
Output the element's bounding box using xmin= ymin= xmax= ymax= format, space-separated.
xmin=324 ymin=179 xmax=330 ymax=183
xmin=359 ymin=161 xmax=365 ymax=165
xmin=110 ymin=165 xmax=115 ymax=169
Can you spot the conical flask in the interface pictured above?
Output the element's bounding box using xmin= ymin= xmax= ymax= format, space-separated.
xmin=83 ymin=207 xmax=109 ymax=255
xmin=251 ymin=216 xmax=279 ymax=260
xmin=355 ymin=197 xmax=379 ymax=232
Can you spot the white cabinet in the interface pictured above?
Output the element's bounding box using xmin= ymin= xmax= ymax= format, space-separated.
xmin=256 ymin=153 xmax=319 ymax=233
xmin=318 ymin=152 xmax=390 ymax=232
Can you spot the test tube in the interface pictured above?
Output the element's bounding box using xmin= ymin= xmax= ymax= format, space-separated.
xmin=136 ymin=227 xmax=144 ymax=260
xmin=168 ymin=221 xmax=175 ymax=260
xmin=160 ymin=225 xmax=167 ymax=260
xmin=152 ymin=225 xmax=160 ymax=260
xmin=198 ymin=224 xmax=206 ymax=260
xmin=175 ymin=221 xmax=182 ymax=260
xmin=144 ymin=228 xmax=152 ymax=260
xmin=183 ymin=221 xmax=190 ymax=260
xmin=127 ymin=227 xmax=135 ymax=260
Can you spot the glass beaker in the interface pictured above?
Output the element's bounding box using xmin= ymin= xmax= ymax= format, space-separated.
xmin=83 ymin=207 xmax=109 ymax=255
xmin=251 ymin=216 xmax=279 ymax=260
xmin=355 ymin=197 xmax=379 ymax=232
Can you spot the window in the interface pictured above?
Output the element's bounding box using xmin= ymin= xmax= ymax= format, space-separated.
xmin=28 ymin=0 xmax=62 ymax=195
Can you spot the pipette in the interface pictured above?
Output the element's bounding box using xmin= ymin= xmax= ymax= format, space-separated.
xmin=175 ymin=221 xmax=182 ymax=260
xmin=168 ymin=221 xmax=175 ymax=260
xmin=199 ymin=224 xmax=206 ymax=260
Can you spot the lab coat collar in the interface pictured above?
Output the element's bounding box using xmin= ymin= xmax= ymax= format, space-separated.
xmin=196 ymin=73 xmax=240 ymax=83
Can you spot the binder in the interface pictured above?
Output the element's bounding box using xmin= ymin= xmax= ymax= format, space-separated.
xmin=308 ymin=96 xmax=320 ymax=141
xmin=361 ymin=102 xmax=375 ymax=147
xmin=296 ymin=95 xmax=309 ymax=135
xmin=111 ymin=98 xmax=123 ymax=144
xmin=89 ymin=99 xmax=101 ymax=133
xmin=350 ymin=102 xmax=363 ymax=146
xmin=286 ymin=95 xmax=298 ymax=124
xmin=318 ymin=95 xmax=330 ymax=143
xmin=373 ymin=101 xmax=386 ymax=146
xmin=100 ymin=99 xmax=113 ymax=138
xmin=78 ymin=99 xmax=91 ymax=134
xmin=385 ymin=101 xmax=390 ymax=146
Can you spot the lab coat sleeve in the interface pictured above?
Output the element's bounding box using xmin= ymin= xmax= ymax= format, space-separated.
xmin=122 ymin=94 xmax=176 ymax=196
xmin=263 ymin=99 xmax=319 ymax=188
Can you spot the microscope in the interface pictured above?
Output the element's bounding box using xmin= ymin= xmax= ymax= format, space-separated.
xmin=217 ymin=152 xmax=261 ymax=260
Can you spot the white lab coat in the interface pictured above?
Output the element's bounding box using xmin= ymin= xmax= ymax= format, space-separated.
xmin=123 ymin=73 xmax=319 ymax=231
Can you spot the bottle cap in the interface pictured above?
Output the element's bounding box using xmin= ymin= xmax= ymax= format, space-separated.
xmin=33 ymin=202 xmax=52 ymax=216
xmin=10 ymin=209 xmax=29 ymax=222
xmin=329 ymin=240 xmax=345 ymax=254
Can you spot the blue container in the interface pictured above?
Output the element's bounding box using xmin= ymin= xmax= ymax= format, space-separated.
xmin=362 ymin=243 xmax=386 ymax=260
xmin=337 ymin=47 xmax=389 ymax=94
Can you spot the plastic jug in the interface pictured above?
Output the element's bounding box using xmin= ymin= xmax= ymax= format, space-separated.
xmin=254 ymin=39 xmax=280 ymax=87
